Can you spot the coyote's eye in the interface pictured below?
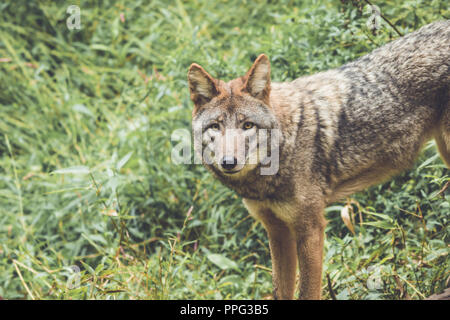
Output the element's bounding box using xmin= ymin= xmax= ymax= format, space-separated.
xmin=209 ymin=123 xmax=220 ymax=131
xmin=243 ymin=122 xmax=255 ymax=130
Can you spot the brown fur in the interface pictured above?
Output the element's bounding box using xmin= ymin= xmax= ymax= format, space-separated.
xmin=188 ymin=21 xmax=450 ymax=299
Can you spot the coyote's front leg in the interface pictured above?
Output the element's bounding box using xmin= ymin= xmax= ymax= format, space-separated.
xmin=293 ymin=202 xmax=326 ymax=300
xmin=244 ymin=201 xmax=298 ymax=300
xmin=261 ymin=210 xmax=298 ymax=300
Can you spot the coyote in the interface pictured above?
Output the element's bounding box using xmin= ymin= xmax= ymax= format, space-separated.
xmin=188 ymin=21 xmax=450 ymax=299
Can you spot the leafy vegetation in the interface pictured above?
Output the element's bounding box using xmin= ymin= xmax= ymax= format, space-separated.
xmin=0 ymin=0 xmax=448 ymax=299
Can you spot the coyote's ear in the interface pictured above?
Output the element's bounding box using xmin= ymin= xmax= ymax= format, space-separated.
xmin=243 ymin=54 xmax=271 ymax=101
xmin=188 ymin=64 xmax=219 ymax=106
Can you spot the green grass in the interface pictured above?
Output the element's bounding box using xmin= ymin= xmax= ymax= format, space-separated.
xmin=0 ymin=0 xmax=448 ymax=299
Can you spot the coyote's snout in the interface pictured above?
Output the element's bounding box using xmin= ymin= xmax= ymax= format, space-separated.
xmin=188 ymin=21 xmax=450 ymax=299
xmin=199 ymin=126 xmax=280 ymax=177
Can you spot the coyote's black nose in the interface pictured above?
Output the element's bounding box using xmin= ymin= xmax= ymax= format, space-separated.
xmin=221 ymin=156 xmax=237 ymax=170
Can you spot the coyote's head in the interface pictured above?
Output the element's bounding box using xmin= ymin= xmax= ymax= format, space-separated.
xmin=188 ymin=54 xmax=280 ymax=179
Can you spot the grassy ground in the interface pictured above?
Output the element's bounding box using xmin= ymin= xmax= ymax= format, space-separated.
xmin=0 ymin=0 xmax=449 ymax=299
